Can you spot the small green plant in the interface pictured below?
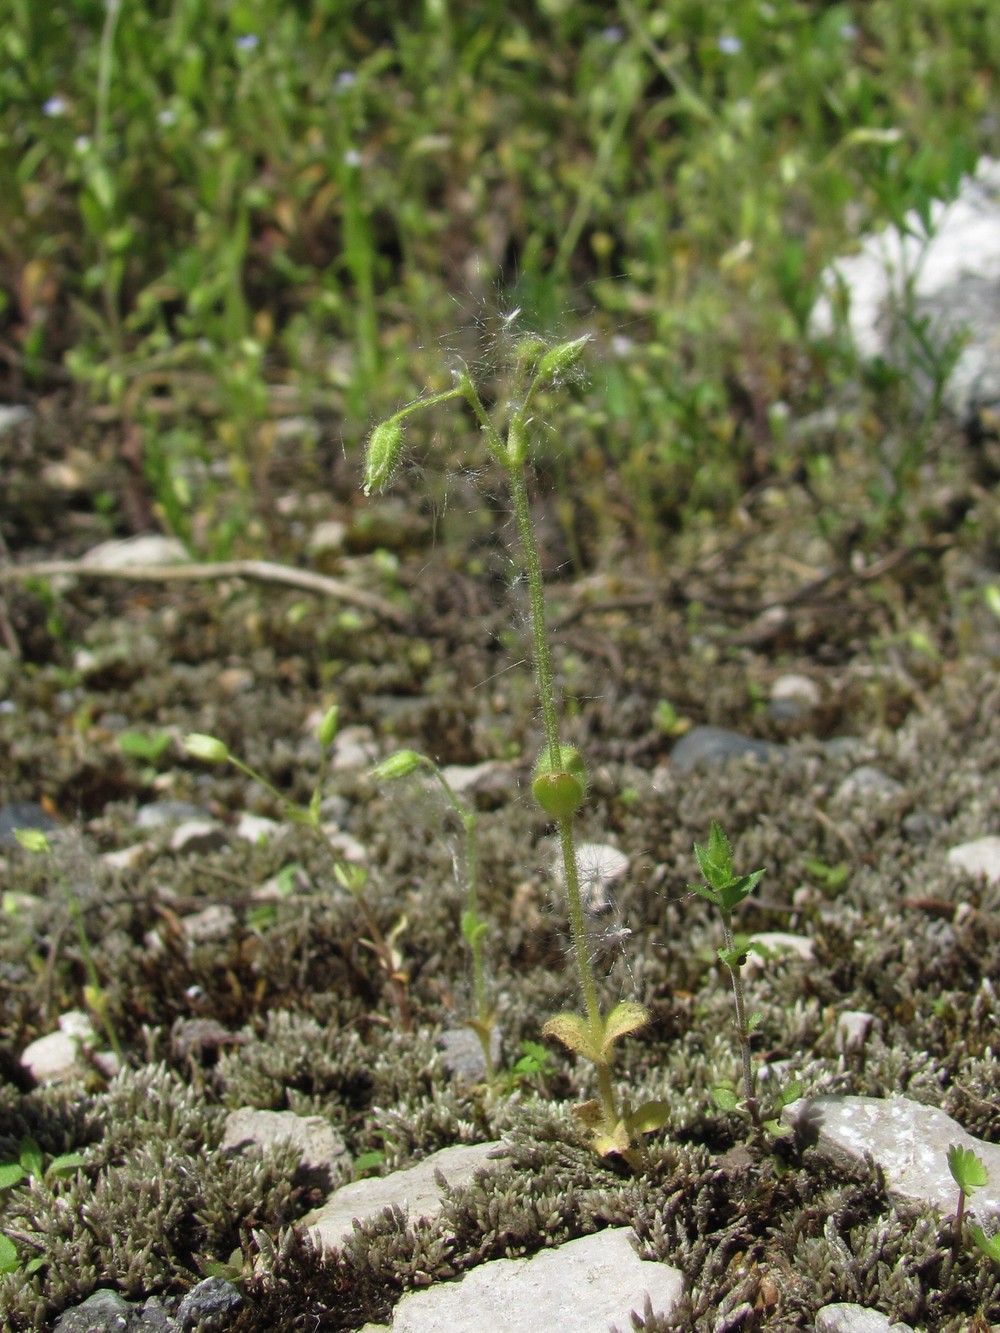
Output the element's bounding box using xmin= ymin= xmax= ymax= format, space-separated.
xmin=184 ymin=707 xmax=412 ymax=1031
xmin=371 ymin=749 xmax=496 ymax=1085
xmin=947 ymin=1143 xmax=995 ymax=1263
xmin=689 ymin=820 xmax=800 ymax=1138
xmin=0 ymin=1136 xmax=86 ymax=1276
xmin=364 ymin=337 xmax=669 ymax=1164
xmin=12 ymin=830 xmax=124 ymax=1067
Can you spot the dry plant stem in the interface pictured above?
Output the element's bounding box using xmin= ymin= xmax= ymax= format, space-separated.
xmin=0 ymin=559 xmax=406 ymax=625
xmin=720 ymin=908 xmax=761 ymax=1131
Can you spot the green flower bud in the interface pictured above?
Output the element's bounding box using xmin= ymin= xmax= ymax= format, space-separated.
xmin=183 ymin=733 xmax=230 ymax=764
xmin=513 ymin=334 xmax=547 ymax=365
xmin=532 ymin=744 xmax=587 ymax=819
xmin=317 ymin=704 xmax=339 ymax=748
xmin=536 ymin=335 xmax=590 ymax=384
xmin=363 ymin=418 xmax=405 ymax=496
xmin=371 ymin=749 xmax=426 ymax=781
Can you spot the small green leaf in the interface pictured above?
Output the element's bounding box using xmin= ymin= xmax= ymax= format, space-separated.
xmin=777 ymin=1079 xmax=803 ymax=1108
xmin=763 ymin=1118 xmax=793 ymax=1138
xmin=972 ymin=1224 xmax=1000 ymax=1267
xmin=542 ymin=1012 xmax=600 ymax=1062
xmin=19 ymin=1138 xmax=44 ymax=1181
xmin=600 ymin=1001 xmax=649 ymax=1059
xmin=712 ymin=1086 xmax=740 ymax=1112
xmin=461 ymin=909 xmax=489 ymax=946
xmin=0 ymin=1233 xmax=19 ymax=1273
xmin=47 ymin=1152 xmax=86 ymax=1179
xmin=353 ymin=1150 xmax=386 ymax=1177
xmin=626 ymin=1100 xmax=671 ymax=1136
xmin=13 ymin=828 xmax=51 ymax=854
xmin=0 ymin=1163 xmax=26 ymax=1190
xmin=119 ymin=730 xmax=173 ymax=763
xmin=949 ymin=1143 xmax=989 ymax=1196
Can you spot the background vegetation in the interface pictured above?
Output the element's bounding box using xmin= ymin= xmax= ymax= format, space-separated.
xmin=1 ymin=0 xmax=998 ymax=555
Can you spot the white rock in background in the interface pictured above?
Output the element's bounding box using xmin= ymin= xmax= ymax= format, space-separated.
xmin=0 ymin=405 xmax=32 ymax=435
xmin=815 ymin=1304 xmax=914 ymax=1333
xmin=784 ymin=1094 xmax=1000 ymax=1222
xmin=304 ymin=1141 xmax=502 ymax=1253
xmin=234 ymin=813 xmax=280 ymax=845
xmin=810 ymin=157 xmax=1000 ymax=420
xmin=221 ymin=1108 xmax=348 ymax=1175
xmin=742 ymin=932 xmax=815 ymax=979
xmin=81 ymin=534 xmax=191 ymax=568
xmin=384 ymin=1228 xmax=684 ymax=1333
xmin=21 ymin=1010 xmax=96 ymax=1084
xmin=947 ymin=835 xmax=1000 ymax=884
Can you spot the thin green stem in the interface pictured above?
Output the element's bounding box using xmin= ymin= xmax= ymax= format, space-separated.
xmin=720 ymin=909 xmax=760 ymax=1128
xmin=507 ymin=461 xmax=562 ymax=772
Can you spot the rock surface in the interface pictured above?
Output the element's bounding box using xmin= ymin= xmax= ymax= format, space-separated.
xmin=359 ymin=1228 xmax=684 ymax=1333
xmin=810 ymin=156 xmax=1000 ymax=420
xmin=785 ymin=1094 xmax=1000 ymax=1222
xmin=304 ymin=1141 xmax=503 ymax=1252
xmin=814 ymin=1304 xmax=914 ymax=1333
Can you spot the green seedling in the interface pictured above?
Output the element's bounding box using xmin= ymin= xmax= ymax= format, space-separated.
xmin=0 ymin=1135 xmax=86 ymax=1276
xmin=13 ymin=830 xmax=124 ymax=1067
xmin=364 ymin=338 xmax=669 ymax=1165
xmin=184 ymin=707 xmax=412 ymax=1031
xmin=689 ymin=820 xmax=800 ymax=1138
xmin=947 ymin=1143 xmax=990 ymax=1261
xmin=371 ymin=749 xmax=496 ymax=1085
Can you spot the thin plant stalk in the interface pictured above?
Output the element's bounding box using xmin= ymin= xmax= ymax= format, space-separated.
xmin=717 ymin=907 xmax=761 ymax=1132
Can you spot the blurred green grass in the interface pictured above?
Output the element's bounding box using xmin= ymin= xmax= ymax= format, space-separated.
xmin=1 ymin=0 xmax=997 ymax=555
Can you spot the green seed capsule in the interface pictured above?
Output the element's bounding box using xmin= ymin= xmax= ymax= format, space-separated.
xmin=363 ymin=418 xmax=405 ymax=495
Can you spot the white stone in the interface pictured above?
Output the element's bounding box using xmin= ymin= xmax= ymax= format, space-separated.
xmin=440 ymin=760 xmax=515 ymax=798
xmin=836 ymin=1010 xmax=875 ymax=1056
xmin=742 ymin=932 xmax=815 ymax=979
xmin=784 ymin=1094 xmax=1000 ymax=1222
xmin=81 ymin=535 xmax=190 ymax=568
xmin=0 ymin=404 xmax=32 ymax=436
xmin=385 ymin=1228 xmax=684 ymax=1333
xmin=331 ymin=726 xmax=378 ymax=770
xmin=770 ymin=674 xmax=821 ymax=708
xmin=221 ymin=1109 xmax=348 ymax=1175
xmin=307 ymin=520 xmax=347 ymax=555
xmin=101 ymin=842 xmax=152 ymax=871
xmin=833 ymin=766 xmax=905 ymax=806
xmin=181 ymin=904 xmax=237 ymax=943
xmin=234 ymin=813 xmax=280 ymax=845
xmin=20 ymin=1010 xmax=95 ymax=1083
xmin=947 ymin=836 xmax=1000 ymax=884
xmin=810 ymin=157 xmax=1000 ymax=418
xmin=815 ymin=1304 xmax=914 ymax=1333
xmin=169 ymin=820 xmax=228 ymax=854
xmin=304 ymin=1142 xmax=502 ymax=1252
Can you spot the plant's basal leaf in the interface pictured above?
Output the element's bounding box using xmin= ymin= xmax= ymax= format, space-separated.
xmin=601 ymin=1001 xmax=649 ymax=1058
xmin=543 ymin=1012 xmax=600 ymax=1062
xmin=948 ymin=1143 xmax=988 ymax=1192
xmin=627 ymin=1100 xmax=671 ymax=1136
xmin=712 ymin=1085 xmax=740 ymax=1112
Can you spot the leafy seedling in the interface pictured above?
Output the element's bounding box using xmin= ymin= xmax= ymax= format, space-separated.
xmin=690 ymin=820 xmax=800 ymax=1138
xmin=948 ymin=1143 xmax=989 ymax=1260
